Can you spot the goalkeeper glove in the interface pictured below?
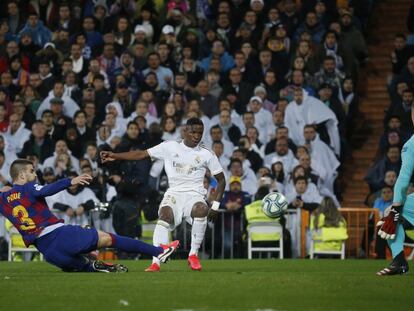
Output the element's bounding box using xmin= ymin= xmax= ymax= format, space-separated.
xmin=377 ymin=204 xmax=402 ymax=240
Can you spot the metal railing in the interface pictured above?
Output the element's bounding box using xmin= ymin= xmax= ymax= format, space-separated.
xmin=174 ymin=209 xmax=245 ymax=259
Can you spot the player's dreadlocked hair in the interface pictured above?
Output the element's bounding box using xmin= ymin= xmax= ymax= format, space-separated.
xmin=186 ymin=117 xmax=204 ymax=127
xmin=10 ymin=159 xmax=34 ymax=181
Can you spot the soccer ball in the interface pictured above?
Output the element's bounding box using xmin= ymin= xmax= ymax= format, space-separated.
xmin=262 ymin=192 xmax=288 ymax=219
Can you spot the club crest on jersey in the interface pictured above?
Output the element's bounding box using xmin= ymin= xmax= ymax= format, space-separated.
xmin=195 ymin=156 xmax=201 ymax=164
xmin=34 ymin=184 xmax=44 ymax=191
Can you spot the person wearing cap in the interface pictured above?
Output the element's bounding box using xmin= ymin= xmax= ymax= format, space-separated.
xmin=248 ymin=96 xmax=273 ymax=144
xmin=93 ymin=0 xmax=110 ymax=34
xmin=19 ymin=12 xmax=52 ymax=47
xmin=250 ymin=0 xmax=265 ymax=13
xmin=34 ymin=41 xmax=64 ymax=70
xmin=221 ymin=174 xmax=251 ymax=257
xmin=131 ymin=24 xmax=154 ymax=54
xmin=37 ymin=80 xmax=80 ymax=120
xmin=339 ymin=10 xmax=369 ymax=72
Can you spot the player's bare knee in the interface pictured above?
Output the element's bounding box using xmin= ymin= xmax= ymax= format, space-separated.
xmin=158 ymin=206 xmax=174 ymax=225
xmin=97 ymin=230 xmax=112 ymax=248
xmin=191 ymin=202 xmax=209 ymax=218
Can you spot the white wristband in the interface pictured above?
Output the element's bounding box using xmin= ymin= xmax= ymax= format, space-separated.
xmin=211 ymin=201 xmax=220 ymax=211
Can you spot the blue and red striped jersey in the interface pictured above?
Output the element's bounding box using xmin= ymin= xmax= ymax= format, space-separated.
xmin=0 ymin=178 xmax=72 ymax=246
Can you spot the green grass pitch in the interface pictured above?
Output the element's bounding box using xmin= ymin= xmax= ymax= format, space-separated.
xmin=0 ymin=259 xmax=413 ymax=311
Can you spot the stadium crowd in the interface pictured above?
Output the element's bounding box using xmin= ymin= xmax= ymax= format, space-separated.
xmin=0 ymin=0 xmax=374 ymax=259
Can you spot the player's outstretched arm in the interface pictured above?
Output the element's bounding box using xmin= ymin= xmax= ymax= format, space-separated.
xmin=100 ymin=150 xmax=150 ymax=162
xmin=207 ymin=172 xmax=226 ymax=222
xmin=70 ymin=174 xmax=93 ymax=186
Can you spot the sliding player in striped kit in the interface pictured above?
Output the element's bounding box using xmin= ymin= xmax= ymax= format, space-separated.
xmin=0 ymin=159 xmax=179 ymax=273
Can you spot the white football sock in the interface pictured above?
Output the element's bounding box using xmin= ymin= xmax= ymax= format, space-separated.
xmin=152 ymin=220 xmax=170 ymax=265
xmin=189 ymin=217 xmax=207 ymax=256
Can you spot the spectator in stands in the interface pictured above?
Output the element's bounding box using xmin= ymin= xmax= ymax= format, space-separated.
xmin=287 ymin=176 xmax=323 ymax=212
xmin=381 ymin=115 xmax=410 ymax=148
xmin=43 ymin=139 xmax=80 ymax=173
xmin=385 ymin=88 xmax=414 ymax=133
xmin=0 ymin=150 xmax=11 ymax=187
xmin=314 ymin=55 xmax=345 ymax=92
xmin=19 ymin=12 xmax=52 ymax=48
xmin=51 ymin=171 xmax=99 ymax=226
xmin=374 ymin=185 xmax=394 ymax=218
xmin=0 ymin=103 xmax=8 ymax=133
xmin=208 ymin=125 xmax=234 ymax=159
xmin=295 ymin=11 xmax=326 ymax=44
xmin=317 ymin=83 xmax=347 ymax=135
xmin=227 ymin=158 xmax=256 ymax=196
xmin=390 ymin=34 xmax=414 ymax=78
xmin=143 ymin=52 xmax=173 ymax=91
xmin=264 ymin=137 xmax=298 ymax=176
xmin=212 ymin=140 xmax=229 ymax=171
xmin=233 ymin=141 xmax=262 ymax=174
xmin=303 ymin=124 xmax=339 ymax=187
xmin=339 ymin=10 xmax=368 ymax=75
xmin=285 ymin=87 xmax=341 ymax=156
xmin=365 ymin=146 xmax=402 ymax=192
xmin=247 ymin=96 xmax=273 ymax=144
xmin=213 ymin=109 xmax=241 ymax=146
xmin=193 ymin=79 xmax=218 ymax=118
xmin=4 ymin=113 xmax=30 ymax=155
xmin=19 ymin=120 xmax=53 ymax=162
xmin=220 ymin=175 xmax=251 ymax=258
xmin=37 ymin=81 xmax=80 ymax=120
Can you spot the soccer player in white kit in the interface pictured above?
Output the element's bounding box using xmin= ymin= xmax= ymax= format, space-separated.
xmin=101 ymin=118 xmax=226 ymax=271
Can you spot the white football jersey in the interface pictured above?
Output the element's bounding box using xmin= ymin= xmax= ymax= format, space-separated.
xmin=147 ymin=140 xmax=223 ymax=195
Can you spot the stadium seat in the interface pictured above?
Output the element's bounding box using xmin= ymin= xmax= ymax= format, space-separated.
xmin=309 ymin=214 xmax=348 ymax=260
xmin=245 ymin=201 xmax=284 ymax=259
xmin=7 ymin=223 xmax=43 ymax=262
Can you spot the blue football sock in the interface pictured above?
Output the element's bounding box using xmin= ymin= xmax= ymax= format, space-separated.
xmin=110 ymin=234 xmax=163 ymax=257
xmin=388 ymin=223 xmax=405 ymax=258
